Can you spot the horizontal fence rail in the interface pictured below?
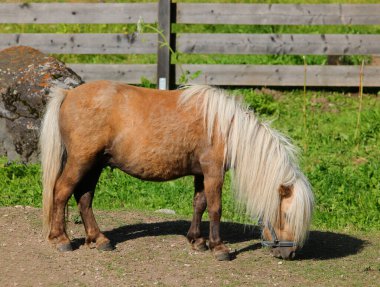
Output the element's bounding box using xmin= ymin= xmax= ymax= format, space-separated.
xmin=177 ymin=4 xmax=380 ymax=25
xmin=177 ymin=34 xmax=380 ymax=55
xmin=1 ymin=1 xmax=380 ymax=87
xmin=1 ymin=33 xmax=157 ymax=54
xmin=178 ymin=65 xmax=380 ymax=87
xmin=68 ymin=64 xmax=156 ymax=83
xmin=0 ymin=3 xmax=158 ymax=24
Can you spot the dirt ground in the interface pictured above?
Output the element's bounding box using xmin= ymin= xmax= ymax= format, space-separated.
xmin=0 ymin=206 xmax=379 ymax=287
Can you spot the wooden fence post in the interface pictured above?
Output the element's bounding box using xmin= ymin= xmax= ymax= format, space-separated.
xmin=157 ymin=0 xmax=176 ymax=89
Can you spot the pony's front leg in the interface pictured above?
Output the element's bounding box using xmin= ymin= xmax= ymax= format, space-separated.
xmin=204 ymin=176 xmax=231 ymax=261
xmin=186 ymin=175 xmax=207 ymax=251
xmin=74 ymin=166 xmax=112 ymax=251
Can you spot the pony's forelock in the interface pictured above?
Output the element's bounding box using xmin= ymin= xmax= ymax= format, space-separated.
xmin=287 ymin=174 xmax=314 ymax=246
xmin=179 ymin=85 xmax=313 ymax=246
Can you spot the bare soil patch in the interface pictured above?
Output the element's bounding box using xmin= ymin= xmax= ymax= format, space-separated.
xmin=0 ymin=206 xmax=379 ymax=286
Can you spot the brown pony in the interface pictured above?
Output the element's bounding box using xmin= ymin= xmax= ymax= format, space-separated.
xmin=40 ymin=81 xmax=313 ymax=260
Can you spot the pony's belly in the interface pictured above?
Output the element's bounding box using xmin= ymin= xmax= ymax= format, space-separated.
xmin=109 ymin=151 xmax=200 ymax=181
xmin=116 ymin=162 xmax=193 ymax=181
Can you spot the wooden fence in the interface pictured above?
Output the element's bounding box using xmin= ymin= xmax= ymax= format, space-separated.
xmin=1 ymin=1 xmax=380 ymax=88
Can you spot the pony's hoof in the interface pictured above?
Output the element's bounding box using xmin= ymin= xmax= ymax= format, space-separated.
xmin=97 ymin=241 xmax=114 ymax=251
xmin=212 ymin=245 xmax=231 ymax=261
xmin=192 ymin=238 xmax=208 ymax=252
xmin=57 ymin=243 xmax=73 ymax=252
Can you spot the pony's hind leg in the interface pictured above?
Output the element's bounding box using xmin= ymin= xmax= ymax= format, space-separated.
xmin=186 ymin=175 xmax=208 ymax=251
xmin=48 ymin=157 xmax=92 ymax=251
xmin=73 ymin=164 xmax=112 ymax=251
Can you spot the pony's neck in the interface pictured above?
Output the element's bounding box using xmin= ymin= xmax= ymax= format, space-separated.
xmin=227 ymin=110 xmax=299 ymax=225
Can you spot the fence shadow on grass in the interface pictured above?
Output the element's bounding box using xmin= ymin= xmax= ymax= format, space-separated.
xmin=71 ymin=219 xmax=366 ymax=261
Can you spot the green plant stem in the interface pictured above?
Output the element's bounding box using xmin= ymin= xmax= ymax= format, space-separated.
xmin=302 ymin=55 xmax=308 ymax=151
xmin=138 ymin=22 xmax=187 ymax=84
xmin=354 ymin=60 xmax=365 ymax=150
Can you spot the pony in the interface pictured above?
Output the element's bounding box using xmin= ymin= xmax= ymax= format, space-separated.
xmin=40 ymin=81 xmax=314 ymax=261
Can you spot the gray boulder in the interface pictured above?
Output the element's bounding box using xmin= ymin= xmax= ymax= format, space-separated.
xmin=0 ymin=46 xmax=83 ymax=163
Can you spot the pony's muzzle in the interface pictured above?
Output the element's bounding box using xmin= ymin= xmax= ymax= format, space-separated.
xmin=271 ymin=246 xmax=297 ymax=260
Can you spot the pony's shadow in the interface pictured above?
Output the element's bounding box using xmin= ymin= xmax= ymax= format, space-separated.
xmin=71 ymin=220 xmax=367 ymax=260
xmin=297 ymin=230 xmax=368 ymax=260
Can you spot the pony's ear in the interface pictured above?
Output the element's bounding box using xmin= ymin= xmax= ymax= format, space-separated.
xmin=279 ymin=185 xmax=293 ymax=198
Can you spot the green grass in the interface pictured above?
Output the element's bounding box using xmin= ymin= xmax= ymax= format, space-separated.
xmin=271 ymin=90 xmax=380 ymax=231
xmin=1 ymin=89 xmax=379 ymax=231
xmin=0 ymin=160 xmax=42 ymax=207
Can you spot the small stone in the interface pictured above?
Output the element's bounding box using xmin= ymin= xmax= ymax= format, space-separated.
xmin=155 ymin=209 xmax=176 ymax=215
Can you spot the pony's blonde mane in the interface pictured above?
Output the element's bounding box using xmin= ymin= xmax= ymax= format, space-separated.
xmin=179 ymin=85 xmax=314 ymax=246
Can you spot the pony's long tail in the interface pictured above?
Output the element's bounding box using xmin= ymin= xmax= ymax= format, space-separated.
xmin=40 ymin=88 xmax=67 ymax=238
